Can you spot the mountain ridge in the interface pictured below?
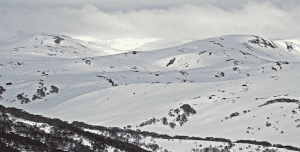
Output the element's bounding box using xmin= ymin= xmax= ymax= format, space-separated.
xmin=1 ymin=33 xmax=300 ymax=151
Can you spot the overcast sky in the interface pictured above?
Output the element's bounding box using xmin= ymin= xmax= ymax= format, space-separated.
xmin=1 ymin=0 xmax=300 ymax=50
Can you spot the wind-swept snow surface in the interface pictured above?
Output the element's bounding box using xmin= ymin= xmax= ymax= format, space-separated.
xmin=1 ymin=33 xmax=300 ymax=151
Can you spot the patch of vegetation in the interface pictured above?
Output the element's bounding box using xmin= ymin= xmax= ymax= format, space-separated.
xmin=36 ymin=87 xmax=46 ymax=98
xmin=239 ymin=50 xmax=251 ymax=55
xmin=40 ymin=71 xmax=49 ymax=76
xmin=242 ymin=42 xmax=254 ymax=51
xmin=107 ymin=78 xmax=115 ymax=86
xmin=230 ymin=112 xmax=240 ymax=118
xmin=165 ymin=104 xmax=197 ymax=128
xmin=166 ymin=58 xmax=176 ymax=67
xmin=145 ymin=143 xmax=159 ymax=151
xmin=132 ymin=51 xmax=139 ymax=54
xmin=285 ymin=42 xmax=293 ymax=52
xmin=180 ymin=104 xmax=196 ymax=115
xmin=161 ymin=117 xmax=168 ymax=125
xmin=259 ymin=98 xmax=299 ymax=107
xmin=168 ymin=109 xmax=175 ymax=117
xmin=0 ymin=86 xmax=6 ymax=95
xmin=179 ymin=70 xmax=188 ymax=76
xmin=273 ymin=144 xmax=300 ymax=151
xmin=232 ymin=67 xmax=240 ymax=73
xmin=50 ymin=85 xmax=59 ymax=94
xmin=53 ymin=36 xmax=64 ymax=44
xmin=199 ymin=50 xmax=206 ymax=55
xmin=271 ymin=67 xmax=277 ymax=71
xmin=97 ymin=75 xmax=117 ymax=86
xmin=32 ymin=94 xmax=38 ymax=101
xmin=248 ymin=36 xmax=277 ymax=49
xmin=212 ymin=42 xmax=224 ymax=47
xmin=0 ymin=86 xmax=6 ymax=101
xmin=0 ymin=105 xmax=151 ymax=152
xmin=226 ymin=59 xmax=234 ymax=62
xmin=195 ymin=146 xmax=228 ymax=152
xmin=215 ymin=72 xmax=225 ymax=78
xmin=169 ymin=122 xmax=176 ymax=129
xmin=139 ymin=117 xmax=160 ymax=127
xmin=16 ymin=93 xmax=30 ymax=104
xmin=235 ymin=140 xmax=272 ymax=147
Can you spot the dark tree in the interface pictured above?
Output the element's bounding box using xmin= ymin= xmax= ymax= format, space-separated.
xmin=230 ymin=112 xmax=240 ymax=118
xmin=50 ymin=85 xmax=59 ymax=94
xmin=169 ymin=122 xmax=176 ymax=129
xmin=166 ymin=58 xmax=176 ymax=67
xmin=53 ymin=36 xmax=64 ymax=44
xmin=161 ymin=117 xmax=168 ymax=125
xmin=0 ymin=86 xmax=6 ymax=94
xmin=174 ymin=108 xmax=180 ymax=114
xmin=37 ymin=88 xmax=46 ymax=97
xmin=32 ymin=94 xmax=38 ymax=101
xmin=180 ymin=104 xmax=196 ymax=115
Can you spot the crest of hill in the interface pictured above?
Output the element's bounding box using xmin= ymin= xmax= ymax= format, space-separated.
xmin=87 ymin=35 xmax=299 ymax=72
xmin=0 ymin=33 xmax=124 ymax=58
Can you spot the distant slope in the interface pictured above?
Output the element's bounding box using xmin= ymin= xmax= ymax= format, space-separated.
xmin=0 ymin=33 xmax=125 ymax=58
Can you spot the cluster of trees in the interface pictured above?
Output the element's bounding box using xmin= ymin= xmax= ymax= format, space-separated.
xmin=96 ymin=75 xmax=116 ymax=87
xmin=259 ymin=98 xmax=299 ymax=107
xmin=285 ymin=42 xmax=294 ymax=51
xmin=215 ymin=72 xmax=225 ymax=78
xmin=71 ymin=121 xmax=234 ymax=149
xmin=248 ymin=36 xmax=277 ymax=49
xmin=138 ymin=104 xmax=196 ymax=129
xmin=180 ymin=104 xmax=196 ymax=115
xmin=50 ymin=85 xmax=59 ymax=94
xmin=15 ymin=84 xmax=59 ymax=104
xmin=139 ymin=117 xmax=160 ymax=127
xmin=166 ymin=104 xmax=197 ymax=128
xmin=175 ymin=113 xmax=188 ymax=126
xmin=53 ymin=36 xmax=64 ymax=44
xmin=1 ymin=102 xmax=297 ymax=151
xmin=235 ymin=140 xmax=300 ymax=151
xmin=0 ymin=86 xmax=5 ymax=94
xmin=235 ymin=140 xmax=271 ymax=147
xmin=192 ymin=146 xmax=229 ymax=152
xmin=32 ymin=86 xmax=47 ymax=101
xmin=0 ymin=105 xmax=151 ymax=152
xmin=15 ymin=93 xmax=30 ymax=104
xmin=0 ymin=86 xmax=6 ymax=101
xmin=0 ymin=114 xmax=75 ymax=151
xmin=229 ymin=112 xmax=240 ymax=118
xmin=239 ymin=50 xmax=251 ymax=55
xmin=0 ymin=141 xmax=20 ymax=152
xmin=131 ymin=51 xmax=140 ymax=54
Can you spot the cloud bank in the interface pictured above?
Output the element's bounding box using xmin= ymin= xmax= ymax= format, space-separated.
xmin=1 ymin=0 xmax=300 ymax=50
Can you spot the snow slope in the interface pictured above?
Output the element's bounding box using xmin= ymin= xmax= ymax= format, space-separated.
xmin=1 ymin=33 xmax=300 ymax=150
xmin=0 ymin=33 xmax=125 ymax=58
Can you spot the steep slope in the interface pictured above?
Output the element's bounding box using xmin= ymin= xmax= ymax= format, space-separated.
xmin=1 ymin=34 xmax=300 ymax=150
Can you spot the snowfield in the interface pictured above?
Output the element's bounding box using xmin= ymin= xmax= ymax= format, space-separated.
xmin=0 ymin=33 xmax=300 ymax=151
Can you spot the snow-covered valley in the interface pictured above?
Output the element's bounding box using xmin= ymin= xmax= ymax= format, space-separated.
xmin=0 ymin=33 xmax=300 ymax=151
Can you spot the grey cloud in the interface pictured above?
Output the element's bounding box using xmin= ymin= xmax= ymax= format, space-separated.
xmin=1 ymin=0 xmax=300 ymax=48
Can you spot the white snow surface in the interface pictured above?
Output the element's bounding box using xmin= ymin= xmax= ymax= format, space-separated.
xmin=1 ymin=33 xmax=300 ymax=149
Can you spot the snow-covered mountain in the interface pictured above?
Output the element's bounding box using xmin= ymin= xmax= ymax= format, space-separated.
xmin=0 ymin=33 xmax=125 ymax=58
xmin=0 ymin=33 xmax=300 ymax=151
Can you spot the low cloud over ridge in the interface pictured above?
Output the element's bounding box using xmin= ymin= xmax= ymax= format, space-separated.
xmin=1 ymin=0 xmax=300 ymax=50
